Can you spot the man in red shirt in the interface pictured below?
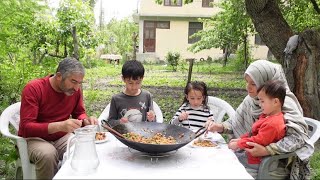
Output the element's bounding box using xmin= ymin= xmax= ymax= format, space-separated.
xmin=18 ymin=57 xmax=97 ymax=179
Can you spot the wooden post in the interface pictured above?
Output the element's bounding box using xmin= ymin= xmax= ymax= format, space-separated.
xmin=186 ymin=58 xmax=194 ymax=85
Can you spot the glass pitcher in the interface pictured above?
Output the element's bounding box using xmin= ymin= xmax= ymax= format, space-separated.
xmin=67 ymin=125 xmax=99 ymax=174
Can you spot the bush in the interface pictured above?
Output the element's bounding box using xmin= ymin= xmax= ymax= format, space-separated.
xmin=165 ymin=51 xmax=180 ymax=71
xmin=206 ymin=56 xmax=213 ymax=62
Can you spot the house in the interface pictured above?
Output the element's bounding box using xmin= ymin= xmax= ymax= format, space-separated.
xmin=135 ymin=0 xmax=269 ymax=62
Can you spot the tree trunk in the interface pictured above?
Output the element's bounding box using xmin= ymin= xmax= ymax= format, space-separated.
xmin=290 ymin=29 xmax=320 ymax=119
xmin=244 ymin=34 xmax=248 ymax=68
xmin=245 ymin=0 xmax=292 ymax=64
xmin=132 ymin=32 xmax=138 ymax=60
xmin=245 ymin=0 xmax=320 ymax=119
xmin=223 ymin=46 xmax=228 ymax=67
xmin=55 ymin=39 xmax=60 ymax=55
xmin=64 ymin=41 xmax=68 ymax=57
xmin=72 ymin=26 xmax=80 ymax=60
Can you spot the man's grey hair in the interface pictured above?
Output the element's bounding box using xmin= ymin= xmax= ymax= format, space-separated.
xmin=56 ymin=57 xmax=85 ymax=79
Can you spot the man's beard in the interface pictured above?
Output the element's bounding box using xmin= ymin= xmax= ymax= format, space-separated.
xmin=59 ymin=81 xmax=76 ymax=96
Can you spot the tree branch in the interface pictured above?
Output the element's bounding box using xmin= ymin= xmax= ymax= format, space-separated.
xmin=309 ymin=0 xmax=320 ymax=14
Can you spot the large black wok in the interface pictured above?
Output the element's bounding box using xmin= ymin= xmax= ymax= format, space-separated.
xmin=103 ymin=121 xmax=205 ymax=154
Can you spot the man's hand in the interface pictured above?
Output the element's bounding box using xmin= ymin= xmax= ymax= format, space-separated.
xmin=48 ymin=119 xmax=82 ymax=134
xmin=83 ymin=116 xmax=98 ymax=126
xmin=244 ymin=142 xmax=270 ymax=157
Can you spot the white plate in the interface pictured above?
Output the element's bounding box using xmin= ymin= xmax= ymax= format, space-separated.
xmin=95 ymin=132 xmax=108 ymax=144
xmin=189 ymin=139 xmax=219 ymax=148
xmin=95 ymin=138 xmax=108 ymax=144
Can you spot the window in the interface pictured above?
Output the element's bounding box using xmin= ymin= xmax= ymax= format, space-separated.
xmin=202 ymin=0 xmax=214 ymax=7
xmin=164 ymin=0 xmax=182 ymax=6
xmin=157 ymin=21 xmax=170 ymax=29
xmin=255 ymin=34 xmax=265 ymax=45
xmin=188 ymin=22 xmax=203 ymax=44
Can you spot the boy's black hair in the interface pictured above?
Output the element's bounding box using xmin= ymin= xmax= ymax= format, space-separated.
xmin=257 ymin=80 xmax=286 ymax=107
xmin=182 ymin=81 xmax=209 ymax=108
xmin=122 ymin=60 xmax=145 ymax=80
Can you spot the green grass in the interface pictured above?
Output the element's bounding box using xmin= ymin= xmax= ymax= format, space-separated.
xmin=311 ymin=151 xmax=320 ymax=179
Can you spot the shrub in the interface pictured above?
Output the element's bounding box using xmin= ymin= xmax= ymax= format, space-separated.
xmin=165 ymin=51 xmax=180 ymax=71
xmin=206 ymin=56 xmax=213 ymax=62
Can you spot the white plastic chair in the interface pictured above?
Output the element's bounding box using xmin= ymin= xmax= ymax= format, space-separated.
xmin=258 ymin=117 xmax=320 ymax=179
xmin=98 ymin=101 xmax=164 ymax=124
xmin=0 ymin=102 xmax=36 ymax=179
xmin=207 ymin=96 xmax=235 ymax=123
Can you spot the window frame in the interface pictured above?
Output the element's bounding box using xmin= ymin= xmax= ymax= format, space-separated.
xmin=188 ymin=22 xmax=203 ymax=44
xmin=202 ymin=0 xmax=214 ymax=8
xmin=156 ymin=21 xmax=170 ymax=29
xmin=164 ymin=0 xmax=182 ymax=6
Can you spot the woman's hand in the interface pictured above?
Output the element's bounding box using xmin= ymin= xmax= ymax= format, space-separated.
xmin=204 ymin=120 xmax=224 ymax=133
xmin=244 ymin=142 xmax=270 ymax=157
xmin=147 ymin=110 xmax=156 ymax=121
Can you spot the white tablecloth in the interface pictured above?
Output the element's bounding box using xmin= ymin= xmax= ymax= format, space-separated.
xmin=54 ymin=132 xmax=253 ymax=179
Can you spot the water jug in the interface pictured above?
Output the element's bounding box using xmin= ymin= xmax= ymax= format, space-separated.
xmin=67 ymin=125 xmax=99 ymax=174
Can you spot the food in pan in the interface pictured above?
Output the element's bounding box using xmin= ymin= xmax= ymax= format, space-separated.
xmin=123 ymin=132 xmax=177 ymax=144
xmin=193 ymin=139 xmax=217 ymax=147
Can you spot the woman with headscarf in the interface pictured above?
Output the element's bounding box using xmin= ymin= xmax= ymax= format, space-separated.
xmin=205 ymin=60 xmax=313 ymax=179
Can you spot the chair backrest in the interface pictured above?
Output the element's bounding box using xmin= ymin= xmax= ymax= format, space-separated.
xmin=304 ymin=117 xmax=320 ymax=145
xmin=0 ymin=102 xmax=21 ymax=136
xmin=207 ymin=96 xmax=235 ymax=123
xmin=152 ymin=101 xmax=164 ymax=123
xmin=257 ymin=117 xmax=320 ymax=179
xmin=0 ymin=102 xmax=36 ymax=179
xmin=98 ymin=101 xmax=164 ymax=124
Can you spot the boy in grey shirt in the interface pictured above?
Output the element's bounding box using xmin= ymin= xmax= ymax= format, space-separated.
xmin=108 ymin=60 xmax=155 ymax=123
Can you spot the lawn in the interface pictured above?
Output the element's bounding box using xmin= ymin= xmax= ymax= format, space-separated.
xmin=0 ymin=60 xmax=319 ymax=179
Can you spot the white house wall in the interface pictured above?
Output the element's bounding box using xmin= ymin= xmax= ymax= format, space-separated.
xmin=136 ymin=0 xmax=269 ymax=62
xmin=155 ymin=20 xmax=222 ymax=60
xmin=138 ymin=0 xmax=220 ymax=18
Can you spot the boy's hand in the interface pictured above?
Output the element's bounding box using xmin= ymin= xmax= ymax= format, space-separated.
xmin=120 ymin=117 xmax=129 ymax=123
xmin=228 ymin=141 xmax=239 ymax=151
xmin=147 ymin=110 xmax=155 ymax=121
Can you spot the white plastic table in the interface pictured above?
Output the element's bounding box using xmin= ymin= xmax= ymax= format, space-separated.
xmin=54 ymin=132 xmax=253 ymax=179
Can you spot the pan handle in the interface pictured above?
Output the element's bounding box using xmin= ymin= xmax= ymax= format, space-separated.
xmin=194 ymin=127 xmax=207 ymax=138
xmin=101 ymin=123 xmax=125 ymax=139
xmin=101 ymin=119 xmax=111 ymax=127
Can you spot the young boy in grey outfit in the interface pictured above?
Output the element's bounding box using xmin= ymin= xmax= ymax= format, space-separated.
xmin=108 ymin=60 xmax=155 ymax=124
